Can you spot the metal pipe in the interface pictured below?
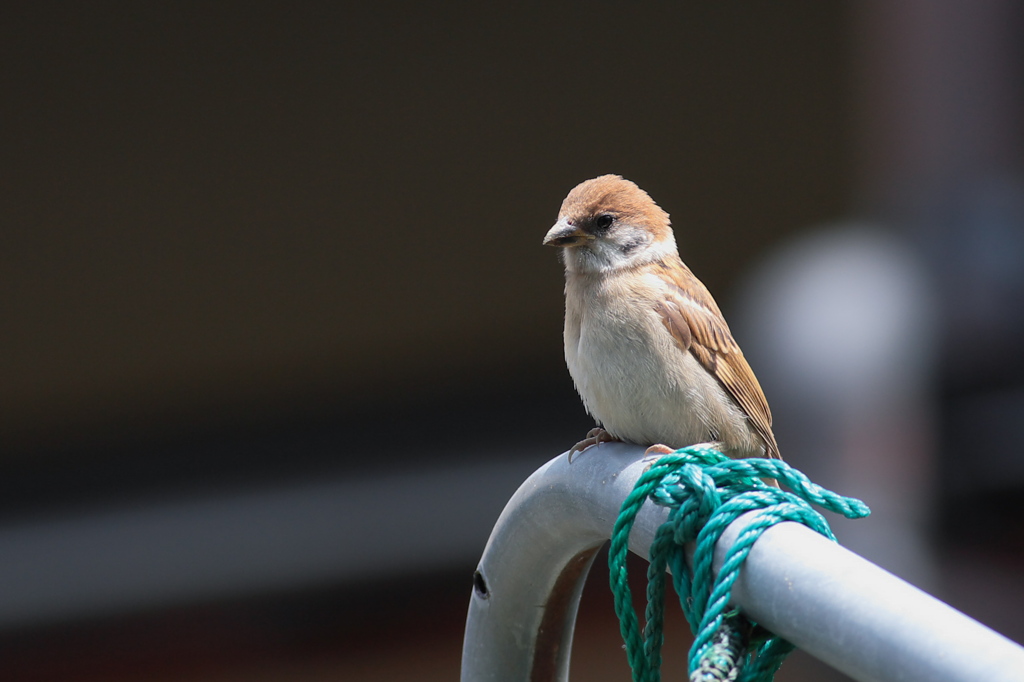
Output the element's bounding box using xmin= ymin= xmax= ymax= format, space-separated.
xmin=460 ymin=444 xmax=1024 ymax=681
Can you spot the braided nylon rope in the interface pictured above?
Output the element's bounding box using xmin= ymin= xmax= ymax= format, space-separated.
xmin=608 ymin=446 xmax=871 ymax=682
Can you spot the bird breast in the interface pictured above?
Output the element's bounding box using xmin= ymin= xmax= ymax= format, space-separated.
xmin=563 ymin=271 xmax=754 ymax=452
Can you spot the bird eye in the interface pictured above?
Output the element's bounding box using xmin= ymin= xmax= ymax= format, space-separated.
xmin=594 ymin=214 xmax=614 ymax=230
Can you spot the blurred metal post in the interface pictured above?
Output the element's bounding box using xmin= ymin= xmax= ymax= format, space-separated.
xmin=460 ymin=444 xmax=1024 ymax=682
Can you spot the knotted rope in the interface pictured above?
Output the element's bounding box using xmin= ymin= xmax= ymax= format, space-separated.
xmin=608 ymin=446 xmax=871 ymax=682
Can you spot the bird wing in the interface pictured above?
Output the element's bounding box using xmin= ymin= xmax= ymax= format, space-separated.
xmin=651 ymin=260 xmax=781 ymax=459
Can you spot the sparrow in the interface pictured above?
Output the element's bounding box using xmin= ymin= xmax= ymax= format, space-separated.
xmin=543 ymin=175 xmax=780 ymax=461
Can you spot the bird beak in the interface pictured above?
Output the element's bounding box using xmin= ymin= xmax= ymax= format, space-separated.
xmin=543 ymin=218 xmax=591 ymax=247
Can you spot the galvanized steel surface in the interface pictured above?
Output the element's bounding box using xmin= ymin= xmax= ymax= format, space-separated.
xmin=461 ymin=444 xmax=1024 ymax=682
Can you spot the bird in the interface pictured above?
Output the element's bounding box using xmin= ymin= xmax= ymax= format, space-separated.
xmin=543 ymin=174 xmax=780 ymax=461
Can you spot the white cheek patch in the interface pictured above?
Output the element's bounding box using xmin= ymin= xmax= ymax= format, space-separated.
xmin=566 ymin=227 xmax=679 ymax=274
xmin=615 ymin=225 xmax=650 ymax=255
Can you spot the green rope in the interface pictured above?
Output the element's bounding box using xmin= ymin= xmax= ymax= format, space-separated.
xmin=608 ymin=446 xmax=871 ymax=682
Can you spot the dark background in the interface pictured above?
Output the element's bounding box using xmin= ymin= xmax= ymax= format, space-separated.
xmin=1 ymin=2 xmax=1021 ymax=681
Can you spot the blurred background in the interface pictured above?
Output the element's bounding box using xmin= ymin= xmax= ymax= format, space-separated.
xmin=1 ymin=1 xmax=1023 ymax=680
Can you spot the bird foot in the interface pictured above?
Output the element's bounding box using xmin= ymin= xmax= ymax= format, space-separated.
xmin=568 ymin=428 xmax=620 ymax=462
xmin=641 ymin=443 xmax=677 ymax=467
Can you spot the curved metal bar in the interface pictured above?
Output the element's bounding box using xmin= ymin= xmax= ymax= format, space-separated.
xmin=460 ymin=444 xmax=664 ymax=682
xmin=460 ymin=445 xmax=1024 ymax=682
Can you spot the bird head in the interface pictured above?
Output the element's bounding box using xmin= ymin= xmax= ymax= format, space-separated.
xmin=543 ymin=174 xmax=677 ymax=273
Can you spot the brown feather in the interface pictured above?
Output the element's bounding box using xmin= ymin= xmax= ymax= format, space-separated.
xmin=652 ymin=257 xmax=781 ymax=459
xmin=654 ymin=299 xmax=692 ymax=351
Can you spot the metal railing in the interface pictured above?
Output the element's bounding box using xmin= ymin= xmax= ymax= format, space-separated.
xmin=461 ymin=443 xmax=1024 ymax=682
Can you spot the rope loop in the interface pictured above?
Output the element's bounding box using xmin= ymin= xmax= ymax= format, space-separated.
xmin=608 ymin=446 xmax=870 ymax=682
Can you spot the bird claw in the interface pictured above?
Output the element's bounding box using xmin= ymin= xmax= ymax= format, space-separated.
xmin=567 ymin=428 xmax=620 ymax=462
xmin=643 ymin=444 xmax=677 ymax=457
xmin=641 ymin=444 xmax=677 ymax=469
